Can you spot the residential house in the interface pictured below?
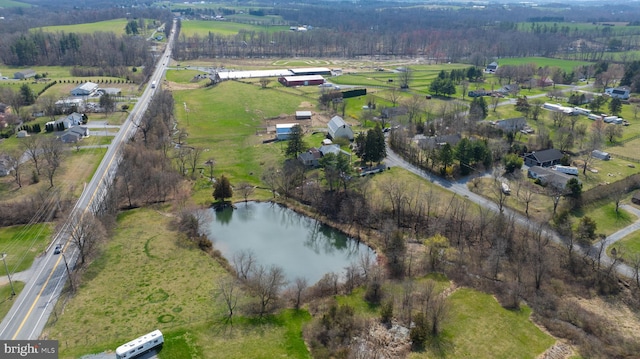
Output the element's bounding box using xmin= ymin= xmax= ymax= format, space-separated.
xmin=327 ymin=116 xmax=354 ymax=140
xmin=13 ymin=69 xmax=36 ymax=80
xmin=485 ymin=62 xmax=498 ymax=73
xmin=59 ymin=126 xmax=89 ymax=143
xmin=0 ymin=155 xmax=13 ymax=177
xmin=497 ymin=84 xmax=520 ymax=95
xmin=538 ymin=77 xmax=554 ymax=87
xmin=528 ymin=166 xmax=575 ymax=190
xmin=275 ymin=123 xmax=299 ymax=140
xmin=605 ymin=86 xmax=631 ymax=100
xmin=380 ymin=106 xmax=408 ymax=119
xmin=55 ymin=98 xmax=84 ymax=112
xmin=297 ymin=148 xmax=321 ymax=167
xmin=495 ymin=117 xmax=526 ymax=132
xmin=319 ymin=144 xmax=351 ymax=160
xmin=71 ymin=82 xmax=99 ymax=97
xmin=524 ymin=149 xmax=563 ymax=167
xmin=55 ymin=112 xmax=85 ymax=129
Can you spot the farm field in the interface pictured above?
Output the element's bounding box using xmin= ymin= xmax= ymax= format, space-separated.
xmin=43 ymin=208 xmax=311 ymax=359
xmin=33 ymin=18 xmax=157 ymax=36
xmin=0 ymin=0 xmax=29 ymax=7
xmin=179 ymin=19 xmax=289 ymax=36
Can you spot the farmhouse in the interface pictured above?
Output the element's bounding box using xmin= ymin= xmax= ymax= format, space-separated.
xmin=417 ymin=134 xmax=462 ymax=150
xmin=13 ymin=69 xmax=36 ymax=79
xmin=327 ymin=116 xmax=354 ymax=140
xmin=71 ymin=82 xmax=99 ymax=96
xmin=275 ymin=123 xmax=299 ymax=140
xmin=59 ymin=126 xmax=89 ymax=143
xmin=495 ymin=117 xmax=526 ymax=132
xmin=278 ymin=75 xmax=325 ymax=87
xmin=485 ymin=62 xmax=498 ymax=73
xmin=295 ymin=111 xmax=312 ymax=121
xmin=524 ymin=149 xmax=563 ymax=167
xmin=605 ymin=86 xmax=631 ymax=100
xmin=528 ymin=166 xmax=574 ymax=190
xmin=54 ymin=112 xmax=85 ymax=129
xmin=298 ymin=148 xmax=321 ymax=167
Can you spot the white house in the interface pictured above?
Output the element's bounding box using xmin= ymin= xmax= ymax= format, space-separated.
xmin=605 ymin=86 xmax=631 ymax=100
xmin=327 ymin=116 xmax=354 ymax=140
xmin=54 ymin=112 xmax=84 ymax=129
xmin=71 ymin=82 xmax=99 ymax=96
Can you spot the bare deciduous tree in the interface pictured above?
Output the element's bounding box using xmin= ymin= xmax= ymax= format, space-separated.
xmin=233 ymin=249 xmax=257 ymax=281
xmin=69 ymin=213 xmax=106 ymax=266
xmin=247 ymin=264 xmax=287 ymax=317
xmin=21 ymin=136 xmax=42 ymax=176
xmin=237 ymin=182 xmax=255 ymax=203
xmin=218 ymin=277 xmax=240 ymax=323
xmin=41 ymin=137 xmax=64 ymax=188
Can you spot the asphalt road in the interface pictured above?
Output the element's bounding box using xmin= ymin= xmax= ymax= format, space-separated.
xmin=0 ymin=20 xmax=177 ymax=341
xmin=385 ymin=145 xmax=635 ymax=278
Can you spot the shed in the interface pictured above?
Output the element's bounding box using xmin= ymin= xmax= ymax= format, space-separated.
xmin=592 ymin=150 xmax=611 ymax=161
xmin=13 ymin=69 xmax=36 ymax=79
xmin=524 ymin=149 xmax=563 ymax=167
xmin=16 ymin=130 xmax=28 ymax=138
xmin=71 ymin=82 xmax=99 ymax=96
xmin=485 ymin=62 xmax=498 ymax=73
xmin=295 ymin=111 xmax=312 ymax=120
xmin=289 ymin=67 xmax=332 ymax=76
xmin=327 ymin=116 xmax=354 ymax=140
xmin=275 ymin=123 xmax=299 ymax=140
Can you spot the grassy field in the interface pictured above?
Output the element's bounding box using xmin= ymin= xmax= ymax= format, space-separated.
xmin=611 ymin=231 xmax=640 ymax=264
xmin=0 ymin=0 xmax=30 ymax=7
xmin=34 ymin=18 xmax=153 ymax=35
xmin=496 ymin=57 xmax=592 ymax=72
xmin=171 ymin=80 xmax=308 ymax=204
xmin=43 ymin=208 xmax=310 ymax=359
xmin=0 ymin=223 xmax=53 ymax=272
xmin=179 ymin=19 xmax=289 ymax=37
xmin=0 ymin=282 xmax=25 ymax=321
xmin=409 ymin=288 xmax=555 ymax=359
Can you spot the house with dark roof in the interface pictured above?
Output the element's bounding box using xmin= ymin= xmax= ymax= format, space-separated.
xmin=485 ymin=62 xmax=498 ymax=73
xmin=524 ymin=149 xmax=563 ymax=167
xmin=605 ymin=86 xmax=631 ymax=100
xmin=295 ymin=111 xmax=312 ymax=121
xmin=298 ymin=148 xmax=321 ymax=167
xmin=59 ymin=126 xmax=89 ymax=143
xmin=417 ymin=134 xmax=462 ymax=150
xmin=528 ymin=166 xmax=575 ymax=190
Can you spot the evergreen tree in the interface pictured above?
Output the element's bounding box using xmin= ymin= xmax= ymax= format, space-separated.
xmin=213 ymin=175 xmax=233 ymax=203
xmin=284 ymin=124 xmax=305 ymax=158
xmin=439 ymin=143 xmax=454 ymax=173
xmin=609 ymin=97 xmax=622 ymax=116
xmin=20 ymin=84 xmax=35 ymax=105
xmin=354 ymin=132 xmax=367 ymax=161
xmin=364 ymin=124 xmax=386 ymax=165
xmin=469 ymin=96 xmax=488 ymax=120
xmin=455 ymin=138 xmax=473 ymax=175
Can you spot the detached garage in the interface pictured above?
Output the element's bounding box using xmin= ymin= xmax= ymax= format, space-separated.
xmin=278 ymin=75 xmax=325 ymax=87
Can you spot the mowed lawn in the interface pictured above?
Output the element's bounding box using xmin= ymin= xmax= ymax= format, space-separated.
xmin=408 ymin=288 xmax=555 ymax=359
xmin=44 ymin=208 xmax=311 ymax=359
xmin=496 ymin=57 xmax=592 ymax=72
xmin=179 ymin=19 xmax=289 ymax=36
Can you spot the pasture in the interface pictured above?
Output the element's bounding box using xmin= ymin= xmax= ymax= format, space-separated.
xmin=34 ymin=19 xmax=133 ymax=35
xmin=179 ymin=19 xmax=289 ymax=37
xmin=44 ymin=208 xmax=311 ymax=359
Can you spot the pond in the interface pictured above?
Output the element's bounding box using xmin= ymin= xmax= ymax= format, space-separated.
xmin=205 ymin=201 xmax=376 ymax=284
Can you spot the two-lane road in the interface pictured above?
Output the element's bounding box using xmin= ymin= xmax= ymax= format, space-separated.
xmin=0 ymin=20 xmax=177 ymax=340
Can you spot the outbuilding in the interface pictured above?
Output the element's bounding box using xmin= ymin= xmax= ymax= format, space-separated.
xmin=13 ymin=69 xmax=36 ymax=79
xmin=278 ymin=75 xmax=325 ymax=87
xmin=295 ymin=111 xmax=312 ymax=121
xmin=592 ymin=150 xmax=611 ymax=161
xmin=289 ymin=67 xmax=332 ymax=76
xmin=71 ymin=82 xmax=99 ymax=96
xmin=327 ymin=116 xmax=354 ymax=140
xmin=275 ymin=123 xmax=299 ymax=140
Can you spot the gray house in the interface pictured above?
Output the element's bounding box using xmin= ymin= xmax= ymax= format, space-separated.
xmin=59 ymin=126 xmax=89 ymax=143
xmin=524 ymin=149 xmax=563 ymax=167
xmin=298 ymin=148 xmax=321 ymax=167
xmin=13 ymin=69 xmax=36 ymax=79
xmin=327 ymin=116 xmax=354 ymax=140
xmin=528 ymin=166 xmax=575 ymax=190
xmin=495 ymin=117 xmax=526 ymax=132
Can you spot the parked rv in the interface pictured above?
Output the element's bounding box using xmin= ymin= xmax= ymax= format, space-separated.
xmin=116 ymin=330 xmax=164 ymax=359
xmin=588 ymin=113 xmax=603 ymax=121
xmin=501 ymin=182 xmax=511 ymax=195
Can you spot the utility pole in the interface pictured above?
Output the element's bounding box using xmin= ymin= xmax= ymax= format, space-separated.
xmin=1 ymin=253 xmax=16 ymax=297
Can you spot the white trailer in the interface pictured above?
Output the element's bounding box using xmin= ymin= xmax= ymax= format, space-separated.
xmin=552 ymin=165 xmax=579 ymax=176
xmin=573 ymin=107 xmax=591 ymax=116
xmin=501 ymin=182 xmax=511 ymax=195
xmin=588 ymin=113 xmax=603 ymax=121
xmin=116 ymin=330 xmax=164 ymax=359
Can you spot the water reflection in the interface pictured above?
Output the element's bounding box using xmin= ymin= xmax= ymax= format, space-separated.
xmin=205 ymin=201 xmax=376 ymax=283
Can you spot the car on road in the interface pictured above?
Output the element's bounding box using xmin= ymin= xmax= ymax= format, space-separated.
xmin=54 ymin=244 xmax=63 ymax=255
